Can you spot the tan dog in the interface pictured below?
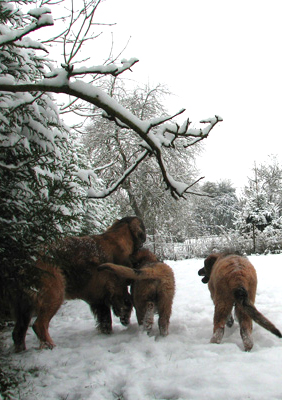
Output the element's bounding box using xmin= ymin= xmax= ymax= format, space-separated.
xmin=198 ymin=253 xmax=282 ymax=351
xmin=99 ymin=249 xmax=175 ymax=336
xmin=10 ymin=216 xmax=145 ymax=351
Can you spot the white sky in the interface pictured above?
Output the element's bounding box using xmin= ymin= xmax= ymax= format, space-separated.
xmin=91 ymin=0 xmax=282 ymax=190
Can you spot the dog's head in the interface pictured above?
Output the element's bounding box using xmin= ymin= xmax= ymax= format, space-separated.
xmin=198 ymin=253 xmax=219 ymax=283
xmin=102 ymin=266 xmax=132 ymax=326
xmin=131 ymin=248 xmax=158 ymax=268
xmin=112 ymin=291 xmax=133 ymax=326
xmin=108 ymin=216 xmax=146 ymax=251
xmin=128 ymin=217 xmax=146 ymax=250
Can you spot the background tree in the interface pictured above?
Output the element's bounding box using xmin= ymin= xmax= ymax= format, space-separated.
xmin=235 ymin=159 xmax=282 ymax=253
xmin=255 ymin=155 xmax=282 ymax=211
xmin=82 ymin=78 xmax=203 ymax=235
xmin=191 ymin=180 xmax=238 ymax=236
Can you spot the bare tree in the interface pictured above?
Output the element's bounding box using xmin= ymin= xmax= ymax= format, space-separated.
xmin=83 ymin=79 xmax=205 ymax=233
xmin=0 ymin=0 xmax=222 ymax=199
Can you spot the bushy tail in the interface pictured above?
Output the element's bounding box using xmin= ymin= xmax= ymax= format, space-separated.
xmin=234 ymin=287 xmax=282 ymax=338
xmin=98 ymin=263 xmax=160 ymax=281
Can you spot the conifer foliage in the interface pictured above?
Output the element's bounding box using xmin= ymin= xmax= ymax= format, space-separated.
xmin=0 ymin=1 xmax=84 ymax=302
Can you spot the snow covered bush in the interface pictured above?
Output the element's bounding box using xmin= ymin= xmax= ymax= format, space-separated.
xmin=0 ymin=1 xmax=118 ymax=314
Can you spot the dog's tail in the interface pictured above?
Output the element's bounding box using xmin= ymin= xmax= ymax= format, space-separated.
xmin=233 ymin=286 xmax=282 ymax=338
xmin=98 ymin=263 xmax=160 ymax=281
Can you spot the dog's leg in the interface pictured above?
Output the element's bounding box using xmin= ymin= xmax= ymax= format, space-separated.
xmin=211 ymin=301 xmax=233 ymax=344
xmin=158 ymin=314 xmax=169 ymax=336
xmin=143 ymin=301 xmax=155 ymax=335
xmin=134 ymin=303 xmax=145 ymax=327
xmin=91 ymin=303 xmax=113 ymax=334
xmin=33 ymin=315 xmax=56 ymax=350
xmin=157 ymin=293 xmax=173 ymax=336
xmin=235 ymin=305 xmax=253 ymax=351
xmin=12 ymin=304 xmax=33 ymax=352
xmin=33 ymin=298 xmax=62 ymax=349
xmin=32 ymin=282 xmax=64 ymax=350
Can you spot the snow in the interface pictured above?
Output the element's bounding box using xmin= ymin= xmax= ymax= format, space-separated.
xmin=28 ymin=7 xmax=51 ymax=19
xmin=0 ymin=12 xmax=53 ymax=47
xmin=16 ymin=37 xmax=48 ymax=52
xmin=1 ymin=254 xmax=282 ymax=399
xmin=166 ymin=172 xmax=189 ymax=196
xmin=66 ymin=58 xmax=139 ymax=77
xmin=76 ymin=169 xmax=98 ymax=184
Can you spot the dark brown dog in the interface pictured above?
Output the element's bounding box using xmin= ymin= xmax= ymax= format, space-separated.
xmin=10 ymin=216 xmax=145 ymax=351
xmin=198 ymin=253 xmax=282 ymax=351
xmin=99 ymin=248 xmax=175 ymax=336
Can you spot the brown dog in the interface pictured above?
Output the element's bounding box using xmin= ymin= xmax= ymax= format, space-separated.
xmin=10 ymin=216 xmax=145 ymax=351
xmin=198 ymin=253 xmax=282 ymax=351
xmin=10 ymin=261 xmax=65 ymax=352
xmin=99 ymin=249 xmax=175 ymax=336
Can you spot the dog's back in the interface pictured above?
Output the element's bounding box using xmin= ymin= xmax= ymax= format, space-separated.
xmin=132 ymin=260 xmax=175 ymax=336
xmin=208 ymin=254 xmax=257 ymax=303
xmin=98 ymin=249 xmax=175 ymax=336
xmin=199 ymin=253 xmax=281 ymax=351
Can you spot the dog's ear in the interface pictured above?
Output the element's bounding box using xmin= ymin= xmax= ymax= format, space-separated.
xmin=198 ymin=266 xmax=206 ymax=277
xmin=201 ymin=276 xmax=210 ymax=284
xmin=131 ymin=248 xmax=157 ymax=267
xmin=204 ymin=254 xmax=219 ymax=275
xmin=129 ymin=217 xmax=146 ymax=248
xmin=198 ymin=254 xmax=218 ymax=284
xmin=198 ymin=266 xmax=210 ymax=284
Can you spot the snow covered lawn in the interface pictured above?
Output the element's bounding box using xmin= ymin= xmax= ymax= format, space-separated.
xmin=1 ymin=254 xmax=282 ymax=400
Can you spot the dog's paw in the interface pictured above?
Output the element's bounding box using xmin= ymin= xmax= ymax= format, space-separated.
xmin=210 ymin=327 xmax=224 ymax=344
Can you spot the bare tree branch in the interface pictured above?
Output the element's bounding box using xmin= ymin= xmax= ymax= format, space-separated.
xmin=0 ymin=70 xmax=222 ymax=197
xmin=87 ymin=149 xmax=150 ymax=198
xmin=51 ymin=58 xmax=139 ymax=79
xmin=0 ymin=2 xmax=223 ymax=199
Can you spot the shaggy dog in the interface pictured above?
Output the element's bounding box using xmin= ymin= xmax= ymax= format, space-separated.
xmin=9 ymin=216 xmax=145 ymax=351
xmin=99 ymin=248 xmax=175 ymax=336
xmin=198 ymin=253 xmax=282 ymax=351
xmin=10 ymin=261 xmax=65 ymax=353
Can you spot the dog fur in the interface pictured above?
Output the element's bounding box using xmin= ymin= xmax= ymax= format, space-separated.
xmin=99 ymin=248 xmax=175 ymax=336
xmin=10 ymin=261 xmax=65 ymax=353
xmin=10 ymin=216 xmax=145 ymax=351
xmin=198 ymin=253 xmax=282 ymax=351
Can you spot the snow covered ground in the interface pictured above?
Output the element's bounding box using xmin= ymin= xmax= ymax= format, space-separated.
xmin=1 ymin=254 xmax=282 ymax=400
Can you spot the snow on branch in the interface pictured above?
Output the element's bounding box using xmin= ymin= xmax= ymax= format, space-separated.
xmin=0 ymin=1 xmax=223 ymax=199
xmin=48 ymin=58 xmax=139 ymax=79
xmin=0 ymin=8 xmax=53 ymax=51
xmin=0 ymin=65 xmax=222 ymax=198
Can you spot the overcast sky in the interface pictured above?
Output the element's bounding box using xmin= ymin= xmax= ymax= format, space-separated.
xmin=90 ymin=0 xmax=282 ymax=190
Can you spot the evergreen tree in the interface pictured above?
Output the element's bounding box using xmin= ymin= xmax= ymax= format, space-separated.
xmin=0 ymin=1 xmax=95 ymax=306
xmin=235 ymin=160 xmax=282 ymax=253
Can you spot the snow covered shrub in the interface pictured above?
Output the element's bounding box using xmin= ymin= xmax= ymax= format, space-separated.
xmin=0 ymin=1 xmax=87 ymax=314
xmin=0 ymin=1 xmax=121 ymax=312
